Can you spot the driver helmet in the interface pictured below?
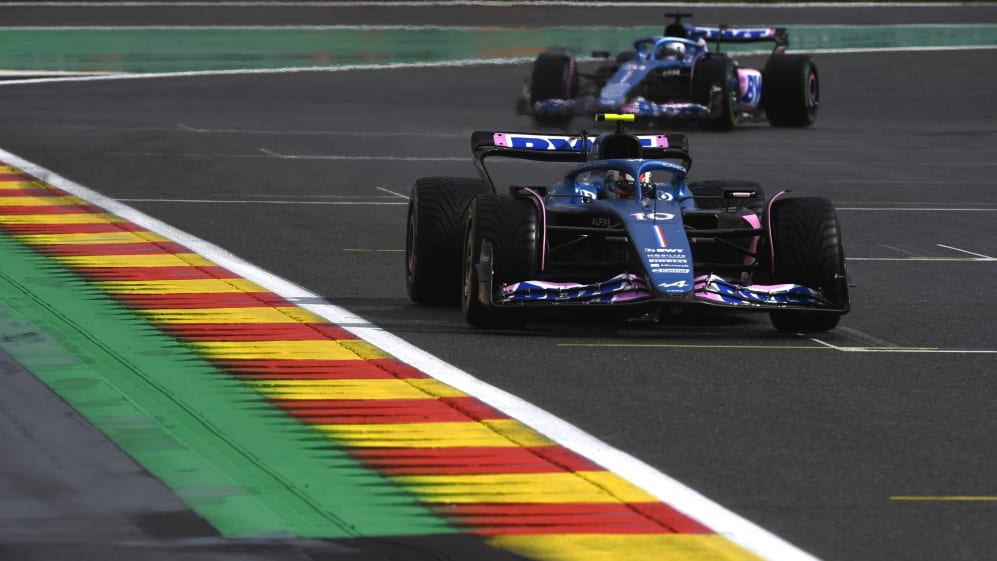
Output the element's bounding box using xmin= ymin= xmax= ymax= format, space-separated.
xmin=656 ymin=41 xmax=686 ymax=60
xmin=605 ymin=171 xmax=653 ymax=199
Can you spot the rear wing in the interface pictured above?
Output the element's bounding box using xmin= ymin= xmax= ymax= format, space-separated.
xmin=470 ymin=131 xmax=691 ymax=186
xmin=691 ymin=26 xmax=789 ymax=54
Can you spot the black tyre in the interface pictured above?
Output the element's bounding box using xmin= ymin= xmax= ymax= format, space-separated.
xmin=406 ymin=177 xmax=492 ymax=305
xmin=462 ymin=193 xmax=540 ymax=329
xmin=692 ymin=55 xmax=737 ymax=131
xmin=763 ymin=55 xmax=819 ymax=127
xmin=766 ymin=196 xmax=849 ymax=333
xmin=689 ymin=180 xmax=765 ymax=213
xmin=529 ymin=52 xmax=578 ymax=128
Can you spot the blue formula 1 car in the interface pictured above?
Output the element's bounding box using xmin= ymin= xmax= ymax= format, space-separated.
xmin=406 ymin=114 xmax=849 ymax=332
xmin=515 ymin=13 xmax=819 ymax=130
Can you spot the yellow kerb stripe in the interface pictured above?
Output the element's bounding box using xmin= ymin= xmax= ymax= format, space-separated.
xmin=98 ymin=279 xmax=266 ymax=294
xmin=0 ymin=214 xmax=124 ymax=225
xmin=0 ymin=181 xmax=42 ymax=189
xmin=316 ymin=419 xmax=554 ymax=449
xmin=141 ymin=306 xmax=325 ymax=324
xmin=391 ymin=471 xmax=657 ymax=504
xmin=0 ymin=195 xmax=86 ymax=207
xmin=15 ymin=231 xmax=168 ymax=245
xmin=488 ymin=534 xmax=763 ymax=561
xmin=194 ymin=340 xmax=390 ymax=361
xmin=53 ymin=253 xmax=215 ymax=268
xmin=254 ymin=378 xmax=464 ymax=400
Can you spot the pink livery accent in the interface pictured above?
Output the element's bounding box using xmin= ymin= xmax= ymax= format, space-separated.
xmin=737 ymin=68 xmax=762 ymax=111
xmin=767 ymin=190 xmax=789 ymax=274
xmin=647 ymin=135 xmax=670 ymax=148
xmin=521 ymin=187 xmax=547 ymax=271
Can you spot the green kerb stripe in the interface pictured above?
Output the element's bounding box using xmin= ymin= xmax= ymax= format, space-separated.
xmin=0 ymin=233 xmax=454 ymax=538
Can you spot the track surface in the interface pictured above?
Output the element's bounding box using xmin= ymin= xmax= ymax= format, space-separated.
xmin=2 ymin=4 xmax=996 ymax=561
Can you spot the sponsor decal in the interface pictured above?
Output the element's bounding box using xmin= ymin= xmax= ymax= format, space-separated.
xmin=493 ymin=134 xmax=669 ymax=151
xmin=738 ymin=70 xmax=762 ymax=107
xmin=630 ymin=211 xmax=676 ymax=222
xmin=645 ymin=247 xmax=690 ymax=275
xmin=699 ymin=27 xmax=775 ymax=40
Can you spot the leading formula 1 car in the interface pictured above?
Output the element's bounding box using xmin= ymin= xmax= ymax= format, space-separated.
xmin=516 ymin=13 xmax=819 ymax=130
xmin=406 ymin=114 xmax=849 ymax=332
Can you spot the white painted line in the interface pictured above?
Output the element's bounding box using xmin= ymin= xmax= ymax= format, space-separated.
xmin=807 ymin=336 xmax=841 ymax=350
xmin=0 ymin=144 xmax=822 ymax=561
xmin=845 ymin=349 xmax=997 ymax=354
xmin=831 ymin=326 xmax=900 ymax=349
xmin=178 ymin=123 xmax=465 ymax=138
xmin=117 ymin=198 xmax=406 ymax=205
xmin=0 ymin=2 xmax=981 ymax=8
xmin=879 ymin=244 xmax=921 ymax=258
xmin=807 ymin=337 xmax=995 ymax=354
xmin=259 ymin=148 xmax=466 ymax=161
xmin=847 ymin=257 xmax=997 ymax=262
xmin=937 ymin=244 xmax=991 ymax=259
xmin=0 ymin=57 xmax=536 ymax=86
xmin=108 ymin=151 xmax=268 ymax=159
xmin=837 ymin=208 xmax=997 ymax=211
xmin=376 ymin=186 xmax=409 ymax=199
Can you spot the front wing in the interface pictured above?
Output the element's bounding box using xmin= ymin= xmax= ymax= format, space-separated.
xmin=496 ymin=273 xmax=835 ymax=311
xmin=528 ymin=96 xmax=712 ymax=120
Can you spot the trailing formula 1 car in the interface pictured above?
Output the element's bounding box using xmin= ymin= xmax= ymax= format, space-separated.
xmin=406 ymin=114 xmax=849 ymax=332
xmin=515 ymin=13 xmax=819 ymax=130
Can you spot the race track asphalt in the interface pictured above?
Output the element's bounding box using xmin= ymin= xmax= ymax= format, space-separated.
xmin=1 ymin=4 xmax=996 ymax=561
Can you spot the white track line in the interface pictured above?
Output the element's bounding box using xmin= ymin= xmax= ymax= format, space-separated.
xmin=0 ymin=2 xmax=984 ymax=8
xmin=116 ymin=198 xmax=406 ymax=205
xmin=258 ymin=148 xmax=467 ymax=162
xmin=0 ymin=144 xmax=822 ymax=561
xmin=937 ymin=244 xmax=992 ymax=259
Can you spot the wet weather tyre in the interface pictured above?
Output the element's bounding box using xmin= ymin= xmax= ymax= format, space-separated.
xmin=689 ymin=180 xmax=765 ymax=213
xmin=529 ymin=52 xmax=578 ymax=128
xmin=766 ymin=196 xmax=849 ymax=333
xmin=406 ymin=177 xmax=493 ymax=305
xmin=462 ymin=193 xmax=540 ymax=329
xmin=763 ymin=55 xmax=819 ymax=127
xmin=692 ymin=55 xmax=737 ymax=131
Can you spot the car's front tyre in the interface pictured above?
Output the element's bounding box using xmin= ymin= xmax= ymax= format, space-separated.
xmin=462 ymin=193 xmax=540 ymax=329
xmin=406 ymin=177 xmax=492 ymax=305
xmin=692 ymin=55 xmax=738 ymax=131
xmin=529 ymin=51 xmax=579 ymax=129
xmin=765 ymin=196 xmax=849 ymax=332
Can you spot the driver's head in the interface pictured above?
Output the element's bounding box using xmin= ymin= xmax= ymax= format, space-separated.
xmin=657 ymin=41 xmax=686 ymax=60
xmin=606 ymin=171 xmax=638 ymax=199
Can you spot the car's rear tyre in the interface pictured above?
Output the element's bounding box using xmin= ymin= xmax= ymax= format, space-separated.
xmin=692 ymin=55 xmax=737 ymax=131
xmin=529 ymin=52 xmax=578 ymax=128
xmin=463 ymin=193 xmax=540 ymax=329
xmin=766 ymin=196 xmax=849 ymax=332
xmin=689 ymin=180 xmax=765 ymax=213
xmin=406 ymin=177 xmax=493 ymax=305
xmin=763 ymin=55 xmax=819 ymax=127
